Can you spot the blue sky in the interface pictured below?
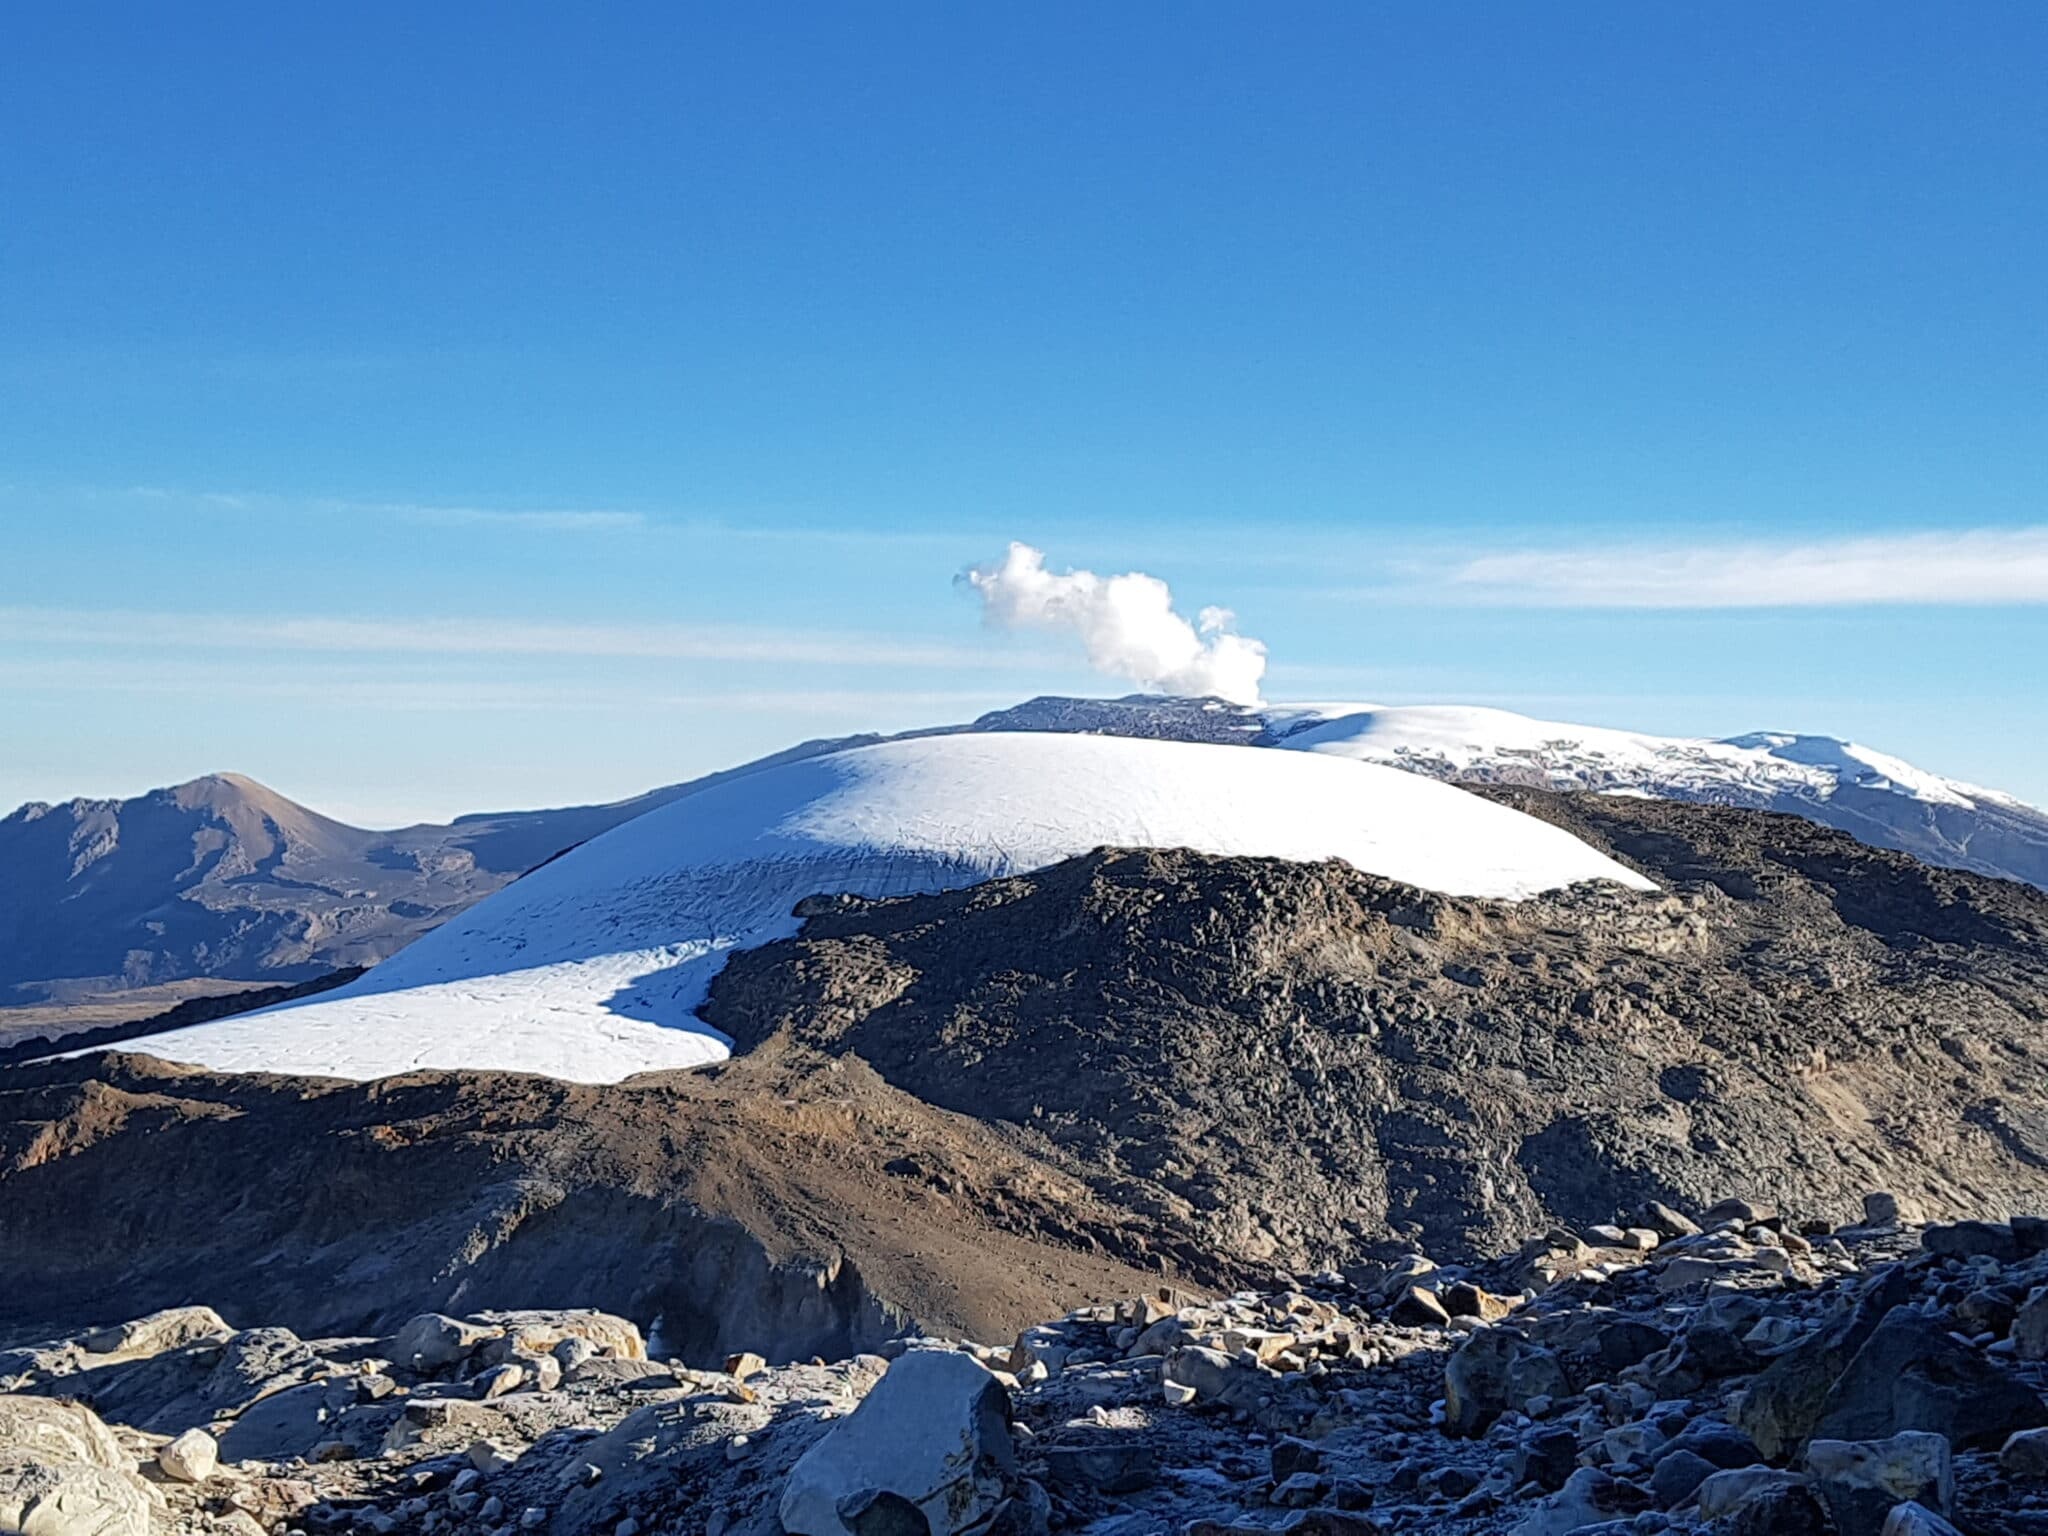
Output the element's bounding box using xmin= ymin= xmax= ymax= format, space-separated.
xmin=3 ymin=4 xmax=2045 ymax=822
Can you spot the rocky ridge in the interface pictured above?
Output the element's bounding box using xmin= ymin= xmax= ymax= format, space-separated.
xmin=11 ymin=692 xmax=2046 ymax=1030
xmin=6 ymin=792 xmax=2048 ymax=1365
xmin=10 ymin=1203 xmax=2048 ymax=1535
xmin=705 ymin=795 xmax=2048 ymax=1265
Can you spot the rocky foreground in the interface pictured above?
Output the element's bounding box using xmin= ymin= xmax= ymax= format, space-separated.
xmin=10 ymin=1199 xmax=2048 ymax=1536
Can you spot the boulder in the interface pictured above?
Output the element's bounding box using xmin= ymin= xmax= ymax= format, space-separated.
xmin=1863 ymin=1192 xmax=1907 ymax=1227
xmin=1511 ymin=1467 xmax=1627 ymax=1536
xmin=2014 ymin=1286 xmax=2048 ymax=1361
xmin=1734 ymin=1265 xmax=1909 ymax=1459
xmin=1649 ymin=1448 xmax=1717 ymax=1509
xmin=1161 ymin=1346 xmax=1274 ymax=1414
xmin=1694 ymin=1466 xmax=1806 ymax=1519
xmin=779 ymin=1351 xmax=1017 ymax=1536
xmin=1805 ymin=1432 xmax=1952 ymax=1536
xmin=1727 ymin=1484 xmax=1827 ymax=1535
xmin=1443 ymin=1327 xmax=1571 ymax=1438
xmin=1882 ymin=1503 xmax=1964 ymax=1536
xmin=0 ymin=1399 xmax=151 ymax=1536
xmin=216 ymin=1379 xmax=358 ymax=1464
xmin=81 ymin=1305 xmax=230 ymax=1361
xmin=1810 ymin=1311 xmax=2048 ymax=1450
xmin=1922 ymin=1221 xmax=2021 ymax=1263
xmin=2001 ymin=1426 xmax=2048 ymax=1478
xmin=469 ymin=1310 xmax=644 ymax=1363
xmin=1634 ymin=1201 xmax=1701 ymax=1240
xmin=1387 ymin=1286 xmax=1450 ymax=1328
xmin=386 ymin=1314 xmax=502 ymax=1373
xmin=157 ymin=1427 xmax=219 ymax=1484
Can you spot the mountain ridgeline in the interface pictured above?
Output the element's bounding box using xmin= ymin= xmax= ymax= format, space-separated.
xmin=4 ymin=696 xmax=2046 ymax=1015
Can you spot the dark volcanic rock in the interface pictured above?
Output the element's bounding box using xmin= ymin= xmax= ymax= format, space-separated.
xmin=1734 ymin=1266 xmax=1911 ymax=1460
xmin=1810 ymin=1311 xmax=2048 ymax=1450
xmin=707 ymin=793 xmax=2048 ymax=1265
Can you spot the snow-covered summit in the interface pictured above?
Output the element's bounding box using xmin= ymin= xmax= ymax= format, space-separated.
xmin=1268 ymin=703 xmax=1994 ymax=810
xmin=119 ymin=732 xmax=1650 ymax=1083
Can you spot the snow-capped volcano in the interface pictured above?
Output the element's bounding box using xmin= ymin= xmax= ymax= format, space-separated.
xmin=1266 ymin=704 xmax=1984 ymax=805
xmin=119 ymin=733 xmax=1650 ymax=1083
xmin=1252 ymin=703 xmax=2047 ymax=887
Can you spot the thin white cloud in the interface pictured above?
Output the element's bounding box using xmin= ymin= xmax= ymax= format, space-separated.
xmin=0 ymin=657 xmax=1013 ymax=716
xmin=1445 ymin=527 xmax=2048 ymax=608
xmin=115 ymin=486 xmax=646 ymax=532
xmin=85 ymin=485 xmax=990 ymax=545
xmin=397 ymin=505 xmax=646 ymax=532
xmin=0 ymin=606 xmax=1055 ymax=672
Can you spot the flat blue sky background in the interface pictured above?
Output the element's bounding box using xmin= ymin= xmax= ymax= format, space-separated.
xmin=3 ymin=4 xmax=2044 ymax=822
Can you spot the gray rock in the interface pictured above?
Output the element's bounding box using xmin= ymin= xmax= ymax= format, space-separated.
xmin=780 ymin=1351 xmax=1017 ymax=1536
xmin=1161 ymin=1345 xmax=1274 ymax=1413
xmin=2002 ymin=1425 xmax=2048 ymax=1478
xmin=1694 ymin=1465 xmax=1805 ymax=1518
xmin=1810 ymin=1310 xmax=2048 ymax=1450
xmin=1649 ymin=1448 xmax=1716 ymax=1509
xmin=82 ymin=1304 xmax=230 ymax=1360
xmin=1734 ymin=1265 xmax=1910 ymax=1459
xmin=1634 ymin=1202 xmax=1701 ymax=1240
xmin=2014 ymin=1286 xmax=2048 ymax=1361
xmin=1805 ymin=1431 xmax=1952 ymax=1536
xmin=1881 ymin=1503 xmax=1965 ymax=1536
xmin=1444 ymin=1327 xmax=1571 ymax=1437
xmin=1922 ymin=1220 xmax=2021 ymax=1263
xmin=1863 ymin=1192 xmax=1906 ymax=1227
xmin=1040 ymin=1439 xmax=1155 ymax=1494
xmin=0 ymin=1398 xmax=151 ymax=1536
xmin=157 ymin=1426 xmax=219 ymax=1483
xmin=386 ymin=1313 xmax=502 ymax=1373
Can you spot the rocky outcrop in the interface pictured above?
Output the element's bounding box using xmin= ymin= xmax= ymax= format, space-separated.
xmin=707 ymin=798 xmax=2048 ymax=1265
xmin=778 ymin=1350 xmax=1019 ymax=1535
xmin=6 ymin=1207 xmax=2048 ymax=1536
xmin=0 ymin=1397 xmax=155 ymax=1536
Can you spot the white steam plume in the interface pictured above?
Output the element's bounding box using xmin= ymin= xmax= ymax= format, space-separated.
xmin=962 ymin=542 xmax=1267 ymax=705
